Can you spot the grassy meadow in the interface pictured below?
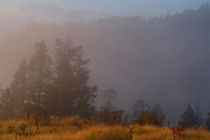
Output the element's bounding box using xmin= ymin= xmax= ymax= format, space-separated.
xmin=0 ymin=116 xmax=209 ymax=140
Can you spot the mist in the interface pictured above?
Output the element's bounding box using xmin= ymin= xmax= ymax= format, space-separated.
xmin=0 ymin=2 xmax=210 ymax=124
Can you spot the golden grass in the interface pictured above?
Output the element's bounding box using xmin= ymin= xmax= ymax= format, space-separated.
xmin=0 ymin=117 xmax=210 ymax=140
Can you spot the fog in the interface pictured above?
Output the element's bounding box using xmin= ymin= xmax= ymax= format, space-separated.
xmin=0 ymin=3 xmax=210 ymax=124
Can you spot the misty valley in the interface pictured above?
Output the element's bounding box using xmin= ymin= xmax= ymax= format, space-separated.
xmin=0 ymin=1 xmax=210 ymax=140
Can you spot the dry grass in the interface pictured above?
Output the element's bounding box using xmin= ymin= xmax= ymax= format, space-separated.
xmin=0 ymin=117 xmax=210 ymax=140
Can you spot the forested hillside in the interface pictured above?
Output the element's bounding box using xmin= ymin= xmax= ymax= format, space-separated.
xmin=0 ymin=5 xmax=210 ymax=123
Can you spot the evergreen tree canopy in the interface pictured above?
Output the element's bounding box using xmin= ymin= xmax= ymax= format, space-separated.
xmin=0 ymin=39 xmax=97 ymax=119
xmin=46 ymin=39 xmax=97 ymax=117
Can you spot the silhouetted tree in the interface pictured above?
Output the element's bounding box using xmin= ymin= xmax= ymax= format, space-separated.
xmin=26 ymin=41 xmax=53 ymax=114
xmin=0 ymin=88 xmax=14 ymax=119
xmin=194 ymin=101 xmax=204 ymax=126
xmin=48 ymin=39 xmax=97 ymax=117
xmin=9 ymin=58 xmax=28 ymax=114
xmin=205 ymin=112 xmax=210 ymax=129
xmin=179 ymin=104 xmax=202 ymax=128
xmin=0 ymin=59 xmax=28 ymax=117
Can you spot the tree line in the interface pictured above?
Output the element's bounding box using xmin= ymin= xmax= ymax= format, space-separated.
xmin=132 ymin=100 xmax=210 ymax=129
xmin=1 ymin=39 xmax=210 ymax=129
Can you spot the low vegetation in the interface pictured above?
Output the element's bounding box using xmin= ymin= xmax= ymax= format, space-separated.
xmin=0 ymin=116 xmax=210 ymax=140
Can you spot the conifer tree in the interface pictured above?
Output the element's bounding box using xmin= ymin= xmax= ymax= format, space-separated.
xmin=179 ymin=104 xmax=202 ymax=128
xmin=0 ymin=59 xmax=28 ymax=118
xmin=26 ymin=41 xmax=53 ymax=114
xmin=49 ymin=39 xmax=97 ymax=117
xmin=205 ymin=112 xmax=210 ymax=129
xmin=0 ymin=88 xmax=14 ymax=119
xmin=9 ymin=58 xmax=28 ymax=113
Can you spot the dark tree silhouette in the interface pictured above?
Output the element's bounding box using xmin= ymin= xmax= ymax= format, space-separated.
xmin=9 ymin=58 xmax=28 ymax=113
xmin=179 ymin=104 xmax=203 ymax=128
xmin=205 ymin=112 xmax=210 ymax=129
xmin=47 ymin=39 xmax=97 ymax=117
xmin=0 ymin=88 xmax=14 ymax=119
xmin=194 ymin=101 xmax=204 ymax=126
xmin=26 ymin=41 xmax=53 ymax=114
xmin=0 ymin=59 xmax=28 ymax=118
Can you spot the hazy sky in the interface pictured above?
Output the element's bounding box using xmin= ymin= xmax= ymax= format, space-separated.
xmin=1 ymin=0 xmax=210 ymax=17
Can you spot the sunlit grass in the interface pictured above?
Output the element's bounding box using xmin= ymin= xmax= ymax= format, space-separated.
xmin=0 ymin=117 xmax=210 ymax=140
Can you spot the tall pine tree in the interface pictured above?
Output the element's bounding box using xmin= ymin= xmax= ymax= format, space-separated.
xmin=0 ymin=59 xmax=28 ymax=118
xmin=49 ymin=39 xmax=97 ymax=117
xmin=179 ymin=103 xmax=203 ymax=128
xmin=26 ymin=41 xmax=53 ymax=114
xmin=10 ymin=58 xmax=28 ymax=113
